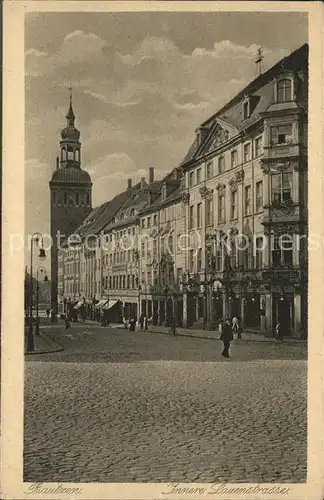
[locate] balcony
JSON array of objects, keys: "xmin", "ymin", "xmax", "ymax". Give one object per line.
[
  {"xmin": 262, "ymin": 142, "xmax": 300, "ymax": 162},
  {"xmin": 262, "ymin": 200, "xmax": 301, "ymax": 226},
  {"xmin": 262, "ymin": 264, "xmax": 300, "ymax": 282}
]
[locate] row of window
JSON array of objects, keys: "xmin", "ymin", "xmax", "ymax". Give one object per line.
[
  {"xmin": 188, "ymin": 181, "xmax": 263, "ymax": 229},
  {"xmin": 62, "ymin": 241, "xmax": 295, "ymax": 296},
  {"xmin": 188, "ymin": 172, "xmax": 292, "ymax": 229},
  {"xmin": 141, "ymin": 213, "xmax": 158, "ymax": 229},
  {"xmin": 61, "ymin": 148, "xmax": 81, "ymax": 162},
  {"xmin": 189, "ymin": 121, "xmax": 294, "ymax": 188},
  {"xmin": 141, "ymin": 205, "xmax": 179, "ymax": 229},
  {"xmin": 189, "ymin": 137, "xmax": 263, "ymax": 187},
  {"xmin": 187, "ymin": 236, "xmax": 293, "ymax": 273},
  {"xmin": 104, "ymin": 274, "xmax": 137, "ymax": 290},
  {"xmin": 53, "ymin": 192, "xmax": 91, "ymax": 207},
  {"xmin": 140, "ymin": 263, "xmax": 176, "ymax": 288}
]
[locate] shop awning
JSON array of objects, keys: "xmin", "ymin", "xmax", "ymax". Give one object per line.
[
  {"xmin": 94, "ymin": 299, "xmax": 108, "ymax": 309},
  {"xmin": 73, "ymin": 301, "xmax": 84, "ymax": 310},
  {"xmin": 102, "ymin": 299, "xmax": 118, "ymax": 310}
]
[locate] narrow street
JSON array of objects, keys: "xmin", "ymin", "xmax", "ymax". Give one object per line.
[{"xmin": 24, "ymin": 325, "xmax": 307, "ymax": 483}]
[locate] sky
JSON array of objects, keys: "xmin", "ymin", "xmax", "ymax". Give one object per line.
[{"xmin": 25, "ymin": 11, "xmax": 308, "ymax": 266}]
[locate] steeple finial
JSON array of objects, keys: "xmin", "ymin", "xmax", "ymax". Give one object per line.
[
  {"xmin": 255, "ymin": 47, "xmax": 263, "ymax": 76},
  {"xmin": 66, "ymin": 84, "xmax": 75, "ymax": 124}
]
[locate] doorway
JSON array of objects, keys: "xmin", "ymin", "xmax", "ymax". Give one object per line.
[
  {"xmin": 272, "ymin": 295, "xmax": 293, "ymax": 336},
  {"xmin": 245, "ymin": 293, "xmax": 260, "ymax": 328}
]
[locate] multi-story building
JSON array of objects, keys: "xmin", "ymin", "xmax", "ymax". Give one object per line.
[
  {"xmin": 99, "ymin": 168, "xmax": 162, "ymax": 321},
  {"xmin": 179, "ymin": 43, "xmax": 308, "ymax": 336},
  {"xmin": 138, "ymin": 169, "xmax": 185, "ymax": 326},
  {"xmin": 55, "ymin": 43, "xmax": 308, "ymax": 337}
]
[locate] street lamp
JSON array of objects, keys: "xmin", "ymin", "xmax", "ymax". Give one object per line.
[
  {"xmin": 27, "ymin": 233, "xmax": 46, "ymax": 352},
  {"xmin": 35, "ymin": 266, "xmax": 48, "ymax": 336}
]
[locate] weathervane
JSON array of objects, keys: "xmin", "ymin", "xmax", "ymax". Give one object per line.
[{"xmin": 255, "ymin": 47, "xmax": 263, "ymax": 76}]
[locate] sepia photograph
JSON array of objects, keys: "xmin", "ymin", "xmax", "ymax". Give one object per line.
[{"xmin": 2, "ymin": 2, "xmax": 324, "ymax": 499}]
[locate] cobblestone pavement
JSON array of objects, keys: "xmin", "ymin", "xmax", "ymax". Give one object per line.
[{"xmin": 24, "ymin": 326, "xmax": 307, "ymax": 483}]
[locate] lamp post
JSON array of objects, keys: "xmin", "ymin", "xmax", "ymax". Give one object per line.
[
  {"xmin": 35, "ymin": 266, "xmax": 48, "ymax": 336},
  {"xmin": 27, "ymin": 233, "xmax": 46, "ymax": 352}
]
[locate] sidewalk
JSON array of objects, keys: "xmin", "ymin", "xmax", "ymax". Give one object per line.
[
  {"xmin": 39, "ymin": 319, "xmax": 306, "ymax": 344},
  {"xmin": 145, "ymin": 324, "xmax": 306, "ymax": 343},
  {"xmin": 25, "ymin": 330, "xmax": 64, "ymax": 355}
]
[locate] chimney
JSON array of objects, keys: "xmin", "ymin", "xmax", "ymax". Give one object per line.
[
  {"xmin": 127, "ymin": 178, "xmax": 132, "ymax": 190},
  {"xmin": 141, "ymin": 176, "xmax": 146, "ymax": 188},
  {"xmin": 149, "ymin": 167, "xmax": 154, "ymax": 184}
]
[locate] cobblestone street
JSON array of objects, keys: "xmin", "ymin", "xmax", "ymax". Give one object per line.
[{"xmin": 24, "ymin": 326, "xmax": 307, "ymax": 483}]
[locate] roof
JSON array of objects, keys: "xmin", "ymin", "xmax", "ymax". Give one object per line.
[
  {"xmin": 102, "ymin": 180, "xmax": 163, "ymax": 232},
  {"xmin": 179, "ymin": 43, "xmax": 308, "ymax": 167},
  {"xmin": 140, "ymin": 180, "xmax": 181, "ymax": 216},
  {"xmin": 50, "ymin": 166, "xmax": 92, "ymax": 185}
]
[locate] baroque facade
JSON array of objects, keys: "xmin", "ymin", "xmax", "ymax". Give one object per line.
[{"xmin": 54, "ymin": 44, "xmax": 308, "ymax": 337}]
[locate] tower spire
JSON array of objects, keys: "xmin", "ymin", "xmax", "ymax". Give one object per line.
[
  {"xmin": 255, "ymin": 47, "xmax": 263, "ymax": 76},
  {"xmin": 66, "ymin": 84, "xmax": 75, "ymax": 125}
]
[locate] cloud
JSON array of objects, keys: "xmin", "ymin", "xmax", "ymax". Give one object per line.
[
  {"xmin": 25, "ymin": 31, "xmax": 294, "ymax": 233},
  {"xmin": 58, "ymin": 30, "xmax": 107, "ymax": 64},
  {"xmin": 25, "ymin": 159, "xmax": 51, "ymax": 238},
  {"xmin": 191, "ymin": 40, "xmax": 289, "ymax": 62},
  {"xmin": 117, "ymin": 36, "xmax": 181, "ymax": 66},
  {"xmin": 25, "ymin": 30, "xmax": 108, "ymax": 77}
]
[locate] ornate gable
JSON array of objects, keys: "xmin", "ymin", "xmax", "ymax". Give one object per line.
[{"xmin": 206, "ymin": 123, "xmax": 229, "ymax": 152}]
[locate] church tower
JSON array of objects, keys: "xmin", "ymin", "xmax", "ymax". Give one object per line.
[{"xmin": 49, "ymin": 90, "xmax": 92, "ymax": 312}]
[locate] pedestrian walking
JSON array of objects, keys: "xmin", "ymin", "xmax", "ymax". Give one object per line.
[
  {"xmin": 218, "ymin": 320, "xmax": 223, "ymax": 339},
  {"xmin": 275, "ymin": 322, "xmax": 283, "ymax": 341},
  {"xmin": 169, "ymin": 316, "xmax": 176, "ymax": 336},
  {"xmin": 139, "ymin": 314, "xmax": 144, "ymax": 329},
  {"xmin": 220, "ymin": 318, "xmax": 233, "ymax": 358},
  {"xmin": 232, "ymin": 316, "xmax": 239, "ymax": 339},
  {"xmin": 65, "ymin": 315, "xmax": 71, "ymax": 329},
  {"xmin": 232, "ymin": 316, "xmax": 241, "ymax": 339}
]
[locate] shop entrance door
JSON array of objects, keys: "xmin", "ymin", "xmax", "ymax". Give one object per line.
[{"xmin": 272, "ymin": 296, "xmax": 292, "ymax": 336}]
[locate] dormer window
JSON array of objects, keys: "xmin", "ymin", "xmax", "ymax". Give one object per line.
[
  {"xmin": 130, "ymin": 208, "xmax": 135, "ymax": 217},
  {"xmin": 162, "ymin": 184, "xmax": 167, "ymax": 200},
  {"xmin": 120, "ymin": 213, "xmax": 125, "ymax": 220},
  {"xmin": 277, "ymin": 78, "xmax": 292, "ymax": 103},
  {"xmin": 111, "ymin": 217, "xmax": 115, "ymax": 224},
  {"xmin": 189, "ymin": 171, "xmax": 195, "ymax": 188},
  {"xmin": 243, "ymin": 100, "xmax": 249, "ymax": 119}
]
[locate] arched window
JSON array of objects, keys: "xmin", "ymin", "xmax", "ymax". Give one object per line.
[
  {"xmin": 53, "ymin": 192, "xmax": 56, "ymax": 205},
  {"xmin": 277, "ymin": 79, "xmax": 292, "ymax": 103},
  {"xmin": 87, "ymin": 193, "xmax": 90, "ymax": 206},
  {"xmin": 120, "ymin": 213, "xmax": 124, "ymax": 220},
  {"xmin": 111, "ymin": 217, "xmax": 115, "ymax": 224},
  {"xmin": 130, "ymin": 208, "xmax": 135, "ymax": 217},
  {"xmin": 76, "ymin": 193, "xmax": 79, "ymax": 206}
]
